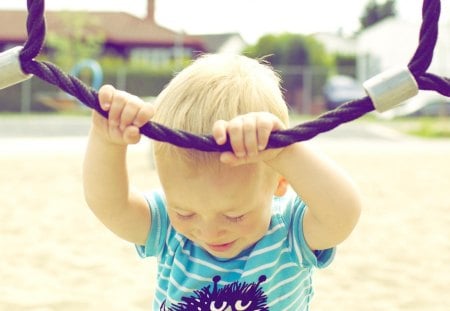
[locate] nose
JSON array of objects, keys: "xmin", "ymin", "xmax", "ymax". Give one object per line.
[{"xmin": 196, "ymin": 218, "xmax": 226, "ymax": 240}]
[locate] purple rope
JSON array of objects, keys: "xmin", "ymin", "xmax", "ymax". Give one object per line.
[
  {"xmin": 18, "ymin": 0, "xmax": 449, "ymax": 151},
  {"xmin": 407, "ymin": 0, "xmax": 450, "ymax": 97}
]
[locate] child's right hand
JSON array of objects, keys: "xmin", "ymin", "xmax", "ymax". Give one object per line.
[
  {"xmin": 212, "ymin": 112, "xmax": 286, "ymax": 166},
  {"xmin": 93, "ymin": 85, "xmax": 155, "ymax": 145}
]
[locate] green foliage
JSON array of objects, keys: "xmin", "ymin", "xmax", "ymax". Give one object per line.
[
  {"xmin": 377, "ymin": 117, "xmax": 450, "ymax": 138},
  {"xmin": 407, "ymin": 118, "xmax": 450, "ymax": 138},
  {"xmin": 359, "ymin": 0, "xmax": 397, "ymax": 30},
  {"xmin": 98, "ymin": 54, "xmax": 191, "ymax": 75},
  {"xmin": 46, "ymin": 11, "xmax": 105, "ymax": 71},
  {"xmin": 243, "ymin": 33, "xmax": 333, "ymax": 100},
  {"xmin": 244, "ymin": 33, "xmax": 332, "ymax": 68}
]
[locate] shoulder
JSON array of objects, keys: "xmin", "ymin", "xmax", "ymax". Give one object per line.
[
  {"xmin": 271, "ymin": 191, "xmax": 336, "ymax": 268},
  {"xmin": 136, "ymin": 189, "xmax": 171, "ymax": 258},
  {"xmin": 272, "ymin": 190, "xmax": 307, "ymax": 226}
]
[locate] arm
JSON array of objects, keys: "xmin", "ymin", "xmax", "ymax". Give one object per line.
[
  {"xmin": 213, "ymin": 112, "xmax": 362, "ymax": 250},
  {"xmin": 83, "ymin": 85, "xmax": 154, "ymax": 245},
  {"xmin": 266, "ymin": 143, "xmax": 362, "ymax": 250}
]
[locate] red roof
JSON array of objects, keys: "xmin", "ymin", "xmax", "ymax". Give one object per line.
[{"xmin": 0, "ymin": 10, "xmax": 204, "ymax": 50}]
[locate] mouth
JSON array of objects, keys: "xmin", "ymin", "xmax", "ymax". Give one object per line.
[{"xmin": 206, "ymin": 240, "xmax": 236, "ymax": 253}]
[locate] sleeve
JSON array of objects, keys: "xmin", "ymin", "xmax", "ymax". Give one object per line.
[
  {"xmin": 135, "ymin": 190, "xmax": 168, "ymax": 258},
  {"xmin": 280, "ymin": 192, "xmax": 336, "ymax": 269}
]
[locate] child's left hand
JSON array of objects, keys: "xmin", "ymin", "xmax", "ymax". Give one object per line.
[{"xmin": 212, "ymin": 112, "xmax": 286, "ymax": 165}]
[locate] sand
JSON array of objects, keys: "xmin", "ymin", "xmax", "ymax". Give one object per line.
[{"xmin": 1, "ymin": 134, "xmax": 449, "ymax": 310}]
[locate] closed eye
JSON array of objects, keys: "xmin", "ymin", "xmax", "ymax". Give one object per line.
[
  {"xmin": 225, "ymin": 214, "xmax": 245, "ymax": 223},
  {"xmin": 175, "ymin": 212, "xmax": 195, "ymax": 220}
]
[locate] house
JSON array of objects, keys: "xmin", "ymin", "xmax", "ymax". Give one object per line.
[
  {"xmin": 356, "ymin": 17, "xmax": 450, "ymax": 82},
  {"xmin": 197, "ymin": 33, "xmax": 247, "ymax": 54},
  {"xmin": 0, "ymin": 0, "xmax": 205, "ymax": 64}
]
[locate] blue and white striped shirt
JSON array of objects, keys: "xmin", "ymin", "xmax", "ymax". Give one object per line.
[{"xmin": 136, "ymin": 190, "xmax": 335, "ymax": 311}]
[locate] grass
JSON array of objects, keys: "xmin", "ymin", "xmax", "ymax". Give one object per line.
[
  {"xmin": 0, "ymin": 109, "xmax": 91, "ymax": 119},
  {"xmin": 377, "ymin": 116, "xmax": 450, "ymax": 138},
  {"xmin": 289, "ymin": 113, "xmax": 450, "ymax": 139}
]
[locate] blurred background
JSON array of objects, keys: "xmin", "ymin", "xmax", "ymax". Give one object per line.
[
  {"xmin": 0, "ymin": 0, "xmax": 449, "ymax": 310},
  {"xmin": 0, "ymin": 0, "xmax": 449, "ymax": 118}
]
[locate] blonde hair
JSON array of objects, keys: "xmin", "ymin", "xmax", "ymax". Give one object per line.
[{"xmin": 152, "ymin": 53, "xmax": 289, "ymax": 166}]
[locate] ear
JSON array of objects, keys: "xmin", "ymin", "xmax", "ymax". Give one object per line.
[{"xmin": 274, "ymin": 176, "xmax": 288, "ymax": 197}]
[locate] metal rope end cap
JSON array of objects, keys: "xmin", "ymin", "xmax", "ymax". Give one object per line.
[
  {"xmin": 363, "ymin": 67, "xmax": 419, "ymax": 113},
  {"xmin": 0, "ymin": 46, "xmax": 33, "ymax": 90}
]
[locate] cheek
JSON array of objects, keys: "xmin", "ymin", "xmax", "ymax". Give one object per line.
[
  {"xmin": 236, "ymin": 224, "xmax": 257, "ymax": 237},
  {"xmin": 239, "ymin": 209, "xmax": 271, "ymax": 236},
  {"xmin": 168, "ymin": 215, "xmax": 193, "ymax": 236}
]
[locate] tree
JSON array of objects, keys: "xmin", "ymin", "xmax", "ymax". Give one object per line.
[
  {"xmin": 244, "ymin": 33, "xmax": 331, "ymax": 68},
  {"xmin": 359, "ymin": 0, "xmax": 397, "ymax": 30},
  {"xmin": 243, "ymin": 33, "xmax": 332, "ymax": 89},
  {"xmin": 46, "ymin": 11, "xmax": 105, "ymax": 71},
  {"xmin": 243, "ymin": 33, "xmax": 333, "ymax": 111}
]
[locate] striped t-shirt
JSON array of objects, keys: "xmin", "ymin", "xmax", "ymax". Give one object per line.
[{"xmin": 136, "ymin": 190, "xmax": 335, "ymax": 311}]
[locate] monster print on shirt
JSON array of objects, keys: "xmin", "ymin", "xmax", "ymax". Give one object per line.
[{"xmin": 161, "ymin": 275, "xmax": 268, "ymax": 311}]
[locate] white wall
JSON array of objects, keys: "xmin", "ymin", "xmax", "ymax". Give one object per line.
[
  {"xmin": 356, "ymin": 17, "xmax": 450, "ymax": 82},
  {"xmin": 356, "ymin": 18, "xmax": 420, "ymax": 82}
]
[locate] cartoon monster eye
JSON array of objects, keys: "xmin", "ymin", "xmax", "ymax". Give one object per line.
[
  {"xmin": 235, "ymin": 300, "xmax": 252, "ymax": 310},
  {"xmin": 210, "ymin": 301, "xmax": 228, "ymax": 311}
]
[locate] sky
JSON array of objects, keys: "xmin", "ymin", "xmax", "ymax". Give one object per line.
[{"xmin": 1, "ymin": 0, "xmax": 448, "ymax": 43}]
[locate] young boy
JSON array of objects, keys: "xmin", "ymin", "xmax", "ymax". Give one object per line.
[{"xmin": 83, "ymin": 54, "xmax": 361, "ymax": 310}]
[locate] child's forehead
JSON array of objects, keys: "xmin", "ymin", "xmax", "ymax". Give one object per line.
[
  {"xmin": 156, "ymin": 154, "xmax": 216, "ymax": 178},
  {"xmin": 158, "ymin": 154, "xmax": 259, "ymax": 179}
]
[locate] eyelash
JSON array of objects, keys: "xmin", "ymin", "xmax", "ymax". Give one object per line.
[
  {"xmin": 175, "ymin": 213, "xmax": 245, "ymax": 223},
  {"xmin": 225, "ymin": 215, "xmax": 245, "ymax": 223},
  {"xmin": 175, "ymin": 213, "xmax": 195, "ymax": 220}
]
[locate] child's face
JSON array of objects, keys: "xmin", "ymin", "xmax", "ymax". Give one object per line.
[{"xmin": 157, "ymin": 156, "xmax": 279, "ymax": 259}]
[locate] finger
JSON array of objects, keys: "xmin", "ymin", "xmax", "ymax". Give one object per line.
[
  {"xmin": 108, "ymin": 122, "xmax": 123, "ymax": 141},
  {"xmin": 98, "ymin": 84, "xmax": 115, "ymax": 111},
  {"xmin": 227, "ymin": 118, "xmax": 246, "ymax": 157},
  {"xmin": 108, "ymin": 90, "xmax": 126, "ymax": 127},
  {"xmin": 219, "ymin": 152, "xmax": 239, "ymax": 165},
  {"xmin": 123, "ymin": 126, "xmax": 141, "ymax": 144},
  {"xmin": 219, "ymin": 152, "xmax": 250, "ymax": 167},
  {"xmin": 256, "ymin": 115, "xmax": 274, "ymax": 151},
  {"xmin": 133, "ymin": 102, "xmax": 155, "ymax": 128},
  {"xmin": 212, "ymin": 120, "xmax": 228, "ymax": 145},
  {"xmin": 92, "ymin": 110, "xmax": 107, "ymax": 128},
  {"xmin": 119, "ymin": 96, "xmax": 141, "ymax": 131},
  {"xmin": 242, "ymin": 115, "xmax": 258, "ymax": 156}
]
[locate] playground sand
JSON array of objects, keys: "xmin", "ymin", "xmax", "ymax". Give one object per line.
[{"xmin": 1, "ymin": 137, "xmax": 449, "ymax": 310}]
